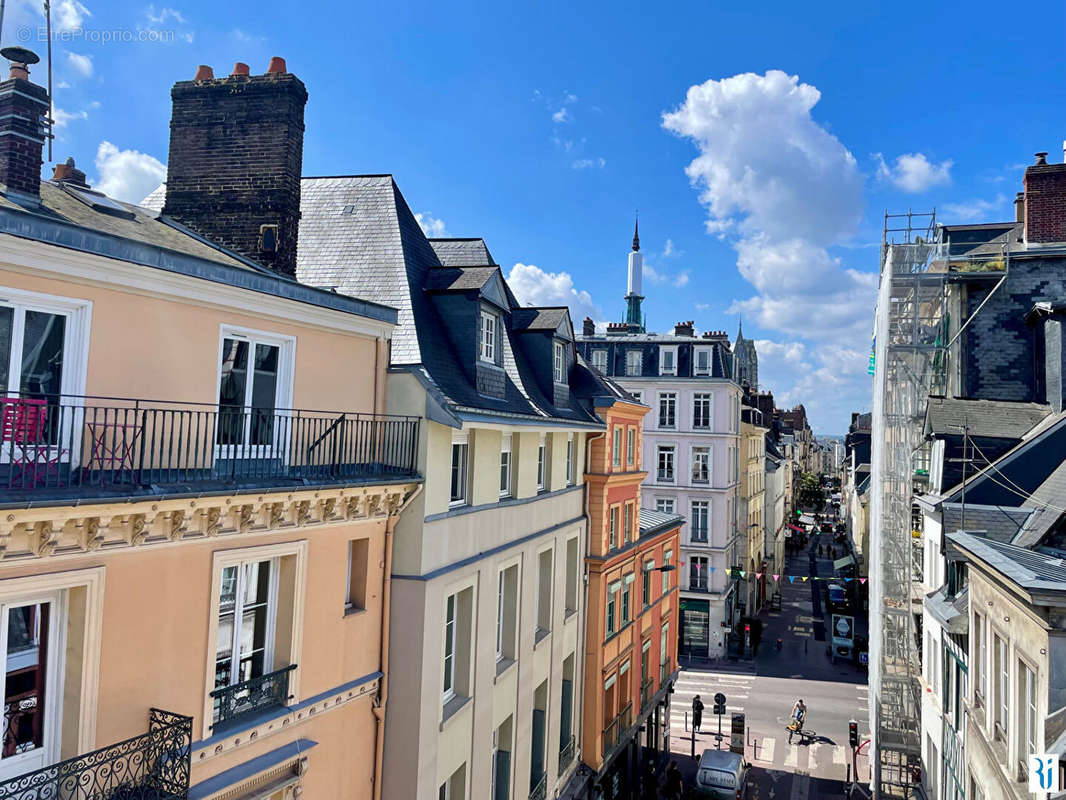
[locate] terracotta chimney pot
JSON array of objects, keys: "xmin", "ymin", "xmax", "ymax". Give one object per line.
[
  {"xmin": 194, "ymin": 64, "xmax": 214, "ymax": 81},
  {"xmin": 231, "ymin": 62, "xmax": 250, "ymax": 76},
  {"xmin": 267, "ymin": 56, "xmax": 287, "ymax": 74}
]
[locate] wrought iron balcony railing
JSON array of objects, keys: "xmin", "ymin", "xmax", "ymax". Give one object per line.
[
  {"xmin": 601, "ymin": 702, "xmax": 633, "ymax": 759},
  {"xmin": 0, "ymin": 708, "xmax": 192, "ymax": 800},
  {"xmin": 641, "ymin": 678, "xmax": 654, "ymax": 712},
  {"xmin": 211, "ymin": 664, "xmax": 296, "ymax": 731},
  {"xmin": 661, "ymin": 661, "xmax": 671, "ymax": 686},
  {"xmin": 528, "ymin": 771, "xmax": 547, "ymax": 800},
  {"xmin": 0, "ymin": 393, "xmax": 419, "ymax": 498},
  {"xmin": 557, "ymin": 735, "xmax": 575, "ymax": 776}
]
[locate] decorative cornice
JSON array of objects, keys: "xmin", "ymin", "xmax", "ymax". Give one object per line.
[{"xmin": 0, "ymin": 483, "xmax": 418, "ymax": 563}]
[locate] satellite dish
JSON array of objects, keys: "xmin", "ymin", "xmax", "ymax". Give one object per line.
[{"xmin": 1, "ymin": 47, "xmax": 40, "ymax": 65}]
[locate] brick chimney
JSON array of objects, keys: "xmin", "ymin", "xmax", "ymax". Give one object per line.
[
  {"xmin": 673, "ymin": 320, "xmax": 694, "ymax": 337},
  {"xmin": 1023, "ymin": 151, "xmax": 1066, "ymax": 244},
  {"xmin": 582, "ymin": 317, "xmax": 595, "ymax": 337},
  {"xmin": 0, "ymin": 48, "xmax": 49, "ymax": 204},
  {"xmin": 163, "ymin": 58, "xmax": 308, "ymax": 277},
  {"xmin": 51, "ymin": 156, "xmax": 88, "ymax": 187}
]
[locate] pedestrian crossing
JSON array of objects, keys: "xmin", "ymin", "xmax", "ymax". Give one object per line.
[{"xmin": 666, "ymin": 668, "xmax": 866, "ymax": 782}]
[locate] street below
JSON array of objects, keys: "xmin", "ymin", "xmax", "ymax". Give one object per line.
[{"xmin": 665, "ymin": 530, "xmax": 870, "ymax": 799}]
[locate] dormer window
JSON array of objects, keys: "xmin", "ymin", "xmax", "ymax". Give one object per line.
[
  {"xmin": 625, "ymin": 350, "xmax": 642, "ymax": 377},
  {"xmin": 694, "ymin": 347, "xmax": 711, "ymax": 376},
  {"xmin": 480, "ymin": 311, "xmax": 497, "ymax": 362},
  {"xmin": 659, "ymin": 346, "xmax": 678, "ymax": 376},
  {"xmin": 553, "ymin": 341, "xmax": 565, "ymax": 383},
  {"xmin": 591, "ymin": 350, "xmax": 607, "ymax": 372}
]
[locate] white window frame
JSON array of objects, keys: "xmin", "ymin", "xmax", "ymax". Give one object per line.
[
  {"xmin": 606, "ymin": 581, "xmax": 620, "ymax": 634},
  {"xmin": 609, "ymin": 505, "xmax": 619, "ymax": 550},
  {"xmin": 496, "ymin": 572, "xmax": 505, "ymax": 662},
  {"xmin": 566, "ymin": 432, "xmax": 574, "ymax": 485},
  {"xmin": 658, "ymin": 392, "xmax": 677, "ymax": 429},
  {"xmin": 692, "ymin": 392, "xmax": 713, "ymax": 429},
  {"xmin": 214, "ymin": 556, "xmax": 281, "ymax": 704},
  {"xmin": 655, "ymin": 497, "xmax": 675, "ymax": 514},
  {"xmin": 215, "ymin": 324, "xmax": 296, "ymax": 461},
  {"xmin": 626, "ymin": 427, "xmax": 635, "ymax": 466},
  {"xmin": 690, "ymin": 556, "xmax": 709, "ymax": 590},
  {"xmin": 202, "ymin": 540, "xmax": 307, "ymax": 738},
  {"xmin": 612, "ymin": 426, "xmax": 622, "ymax": 468},
  {"xmin": 625, "ymin": 350, "xmax": 642, "ymax": 377},
  {"xmin": 537, "ymin": 433, "xmax": 546, "ymax": 491},
  {"xmin": 622, "ymin": 573, "xmax": 635, "ymax": 623},
  {"xmin": 591, "ymin": 350, "xmax": 607, "ymax": 372},
  {"xmin": 500, "ymin": 433, "xmax": 512, "ymax": 497},
  {"xmin": 480, "ymin": 310, "xmax": 497, "ymax": 362},
  {"xmin": 694, "ymin": 346, "xmax": 711, "ymax": 376},
  {"xmin": 692, "ymin": 446, "xmax": 710, "ymax": 484},
  {"xmin": 443, "ymin": 592, "xmax": 457, "ymax": 703},
  {"xmin": 553, "ymin": 340, "xmax": 565, "ymax": 383},
  {"xmin": 691, "ymin": 500, "xmax": 709, "ymax": 542},
  {"xmin": 657, "ymin": 444, "xmax": 676, "ymax": 483},
  {"xmin": 659, "ymin": 346, "xmax": 678, "ymax": 376},
  {"xmin": 451, "ymin": 431, "xmax": 470, "ymax": 506},
  {"xmin": 630, "ymin": 390, "xmax": 643, "ymax": 405},
  {"xmin": 0, "ymin": 286, "xmax": 92, "ymax": 466},
  {"xmin": 663, "ymin": 549, "xmax": 673, "ymax": 593}
]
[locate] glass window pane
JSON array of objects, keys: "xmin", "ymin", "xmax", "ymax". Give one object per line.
[
  {"xmin": 3, "ymin": 603, "xmax": 49, "ymax": 759},
  {"xmin": 20, "ymin": 311, "xmax": 65, "ymax": 398},
  {"xmin": 249, "ymin": 344, "xmax": 279, "ymax": 446},
  {"xmin": 217, "ymin": 339, "xmax": 249, "ymax": 445},
  {"xmin": 0, "ymin": 307, "xmax": 12, "ymax": 395}
]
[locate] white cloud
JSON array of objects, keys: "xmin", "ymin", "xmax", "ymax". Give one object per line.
[
  {"xmin": 506, "ymin": 262, "xmax": 601, "ymax": 323},
  {"xmin": 53, "ymin": 107, "xmax": 88, "ymax": 128},
  {"xmin": 664, "ymin": 70, "xmax": 877, "ymax": 432},
  {"xmin": 67, "ymin": 52, "xmax": 93, "ymax": 78},
  {"xmin": 55, "ymin": 80, "xmax": 72, "ymax": 90},
  {"xmin": 571, "ymin": 157, "xmax": 606, "ymax": 170},
  {"xmin": 145, "ymin": 5, "xmax": 186, "ymax": 24},
  {"xmin": 93, "ymin": 141, "xmax": 167, "ymax": 204},
  {"xmin": 874, "ymin": 152, "xmax": 952, "ymax": 193},
  {"xmin": 942, "ymin": 194, "xmax": 1009, "ymax": 223},
  {"xmin": 552, "ymin": 108, "xmax": 570, "ymax": 124},
  {"xmin": 663, "ymin": 238, "xmax": 676, "ymax": 257},
  {"xmin": 695, "ymin": 302, "xmax": 710, "ymax": 311},
  {"xmin": 54, "ymin": 0, "xmax": 90, "ymax": 32},
  {"xmin": 415, "ymin": 212, "xmax": 446, "ymax": 238}
]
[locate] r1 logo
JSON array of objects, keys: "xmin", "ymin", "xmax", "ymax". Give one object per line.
[{"xmin": 1029, "ymin": 754, "xmax": 1059, "ymax": 792}]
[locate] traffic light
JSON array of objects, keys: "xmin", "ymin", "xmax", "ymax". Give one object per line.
[{"xmin": 849, "ymin": 720, "xmax": 859, "ymax": 748}]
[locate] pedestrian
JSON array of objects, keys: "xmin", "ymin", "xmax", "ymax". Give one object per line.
[
  {"xmin": 818, "ymin": 544, "xmax": 823, "ymax": 557},
  {"xmin": 664, "ymin": 760, "xmax": 683, "ymax": 800},
  {"xmin": 692, "ymin": 694, "xmax": 704, "ymax": 732}
]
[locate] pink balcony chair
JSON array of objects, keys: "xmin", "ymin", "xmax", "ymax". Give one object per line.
[{"xmin": 0, "ymin": 397, "xmax": 68, "ymax": 486}]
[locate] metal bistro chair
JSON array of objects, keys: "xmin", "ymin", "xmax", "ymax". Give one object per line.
[{"xmin": 1, "ymin": 397, "xmax": 68, "ymax": 487}]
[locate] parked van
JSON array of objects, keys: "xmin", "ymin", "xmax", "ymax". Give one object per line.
[{"xmin": 694, "ymin": 749, "xmax": 748, "ymax": 799}]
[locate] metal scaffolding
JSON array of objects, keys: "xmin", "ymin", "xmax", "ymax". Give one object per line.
[{"xmin": 869, "ymin": 211, "xmax": 946, "ymax": 799}]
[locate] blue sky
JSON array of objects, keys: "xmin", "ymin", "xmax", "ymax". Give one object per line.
[{"xmin": 12, "ymin": 0, "xmax": 1066, "ymax": 433}]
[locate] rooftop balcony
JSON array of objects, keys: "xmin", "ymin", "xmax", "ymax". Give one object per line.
[
  {"xmin": 0, "ymin": 394, "xmax": 420, "ymax": 504},
  {"xmin": 0, "ymin": 708, "xmax": 192, "ymax": 800}
]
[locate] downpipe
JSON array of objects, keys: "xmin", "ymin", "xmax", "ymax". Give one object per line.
[{"xmin": 372, "ymin": 482, "xmax": 423, "ymax": 800}]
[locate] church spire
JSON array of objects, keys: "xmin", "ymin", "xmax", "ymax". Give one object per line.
[
  {"xmin": 625, "ymin": 215, "xmax": 645, "ymax": 332},
  {"xmin": 632, "ymin": 214, "xmax": 640, "ymax": 252},
  {"xmin": 737, "ymin": 316, "xmax": 743, "ymax": 341}
]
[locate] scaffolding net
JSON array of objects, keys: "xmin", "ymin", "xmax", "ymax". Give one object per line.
[{"xmin": 869, "ymin": 212, "xmax": 945, "ymax": 799}]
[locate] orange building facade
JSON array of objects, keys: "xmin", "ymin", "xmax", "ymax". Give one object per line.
[{"xmin": 575, "ymin": 394, "xmax": 682, "ymax": 799}]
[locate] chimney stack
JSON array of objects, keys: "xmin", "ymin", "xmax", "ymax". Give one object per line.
[
  {"xmin": 673, "ymin": 321, "xmax": 694, "ymax": 337},
  {"xmin": 1023, "ymin": 150, "xmax": 1066, "ymax": 244},
  {"xmin": 163, "ymin": 57, "xmax": 308, "ymax": 277},
  {"xmin": 51, "ymin": 156, "xmax": 88, "ymax": 187},
  {"xmin": 1015, "ymin": 191, "xmax": 1025, "ymax": 223},
  {"xmin": 582, "ymin": 317, "xmax": 595, "ymax": 337},
  {"xmin": 0, "ymin": 47, "xmax": 48, "ymax": 204}
]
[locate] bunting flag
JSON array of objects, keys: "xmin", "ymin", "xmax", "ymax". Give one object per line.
[
  {"xmin": 709, "ymin": 566, "xmax": 716, "ymax": 573},
  {"xmin": 844, "ymin": 577, "xmax": 852, "ymax": 583},
  {"xmin": 755, "ymin": 572, "xmax": 763, "ymax": 579},
  {"xmin": 859, "ymin": 578, "xmax": 867, "ymax": 584},
  {"xmin": 789, "ymin": 576, "xmax": 795, "ymax": 583},
  {"xmin": 801, "ymin": 576, "xmax": 808, "ymax": 582},
  {"xmin": 772, "ymin": 574, "xmax": 779, "ymax": 581},
  {"xmin": 739, "ymin": 571, "xmax": 746, "ymax": 578}
]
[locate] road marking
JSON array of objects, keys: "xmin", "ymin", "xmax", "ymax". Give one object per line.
[
  {"xmin": 784, "ymin": 744, "xmax": 799, "ymax": 769},
  {"xmin": 754, "ymin": 737, "xmax": 776, "ymax": 763},
  {"xmin": 808, "ymin": 743, "xmax": 823, "ymax": 771}
]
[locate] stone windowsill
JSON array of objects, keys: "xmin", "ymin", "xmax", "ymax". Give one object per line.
[
  {"xmin": 495, "ymin": 657, "xmax": 517, "ymax": 683},
  {"xmin": 440, "ymin": 694, "xmax": 471, "ymax": 730},
  {"xmin": 534, "ymin": 627, "xmax": 551, "ymax": 648}
]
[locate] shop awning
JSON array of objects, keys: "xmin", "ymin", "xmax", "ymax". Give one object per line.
[
  {"xmin": 787, "ymin": 524, "xmax": 805, "ymax": 533},
  {"xmin": 799, "ymin": 514, "xmax": 816, "ymax": 525}
]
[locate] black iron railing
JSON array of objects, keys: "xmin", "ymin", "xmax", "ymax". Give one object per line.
[
  {"xmin": 210, "ymin": 664, "xmax": 296, "ymax": 730},
  {"xmin": 0, "ymin": 708, "xmax": 191, "ymax": 800},
  {"xmin": 660, "ymin": 661, "xmax": 671, "ymax": 685},
  {"xmin": 557, "ymin": 735, "xmax": 575, "ymax": 776},
  {"xmin": 0, "ymin": 393, "xmax": 419, "ymax": 496},
  {"xmin": 601, "ymin": 702, "xmax": 632, "ymax": 759},
  {"xmin": 641, "ymin": 678, "xmax": 654, "ymax": 712}
]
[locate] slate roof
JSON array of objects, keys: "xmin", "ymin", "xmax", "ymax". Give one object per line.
[
  {"xmin": 513, "ymin": 307, "xmax": 571, "ymax": 333},
  {"xmin": 948, "ymin": 531, "xmax": 1066, "ymax": 594},
  {"xmin": 941, "ymin": 503, "xmax": 1032, "ymax": 544},
  {"xmin": 925, "ymin": 396, "xmax": 1050, "ymax": 439},
  {"xmin": 295, "ymin": 174, "xmax": 601, "ymax": 427},
  {"xmin": 428, "ymin": 238, "xmax": 496, "ymax": 266}
]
